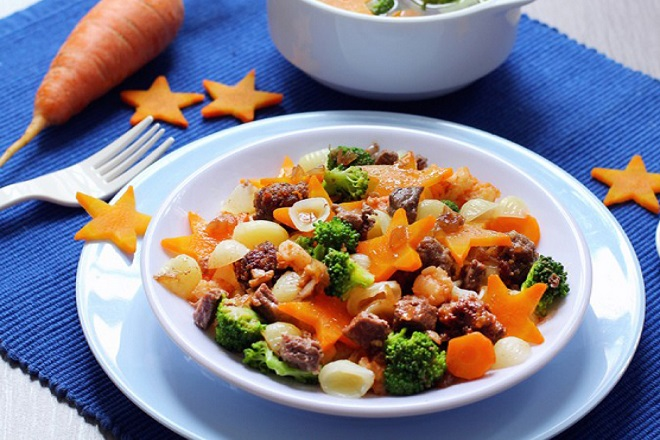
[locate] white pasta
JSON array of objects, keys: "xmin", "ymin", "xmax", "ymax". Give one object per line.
[
  {"xmin": 346, "ymin": 281, "xmax": 402, "ymax": 318},
  {"xmin": 289, "ymin": 197, "xmax": 331, "ymax": 232},
  {"xmin": 222, "ymin": 182, "xmax": 257, "ymax": 215},
  {"xmin": 297, "ymin": 148, "xmax": 329, "ymax": 172},
  {"xmin": 319, "ymin": 360, "xmax": 375, "ymax": 398},
  {"xmin": 492, "ymin": 336, "xmax": 531, "ymax": 369},
  {"xmin": 153, "ymin": 254, "xmax": 202, "ymax": 300},
  {"xmin": 459, "ymin": 198, "xmax": 498, "ymax": 222},
  {"xmin": 494, "ymin": 195, "xmax": 529, "ymax": 218},
  {"xmin": 416, "ymin": 199, "xmax": 451, "ymax": 221},
  {"xmin": 207, "ymin": 239, "xmax": 249, "ymax": 269},
  {"xmin": 232, "ymin": 220, "xmax": 289, "ymax": 249},
  {"xmin": 271, "ymin": 270, "xmax": 302, "ymax": 302},
  {"xmin": 263, "ymin": 322, "xmax": 302, "ymax": 354},
  {"xmin": 367, "ymin": 209, "xmax": 391, "ymax": 239}
]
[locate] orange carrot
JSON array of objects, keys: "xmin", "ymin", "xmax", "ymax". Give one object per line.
[
  {"xmin": 484, "ymin": 215, "xmax": 541, "ymax": 246},
  {"xmin": 446, "ymin": 332, "xmax": 496, "ymax": 380},
  {"xmin": 1, "ymin": 0, "xmax": 184, "ymax": 166}
]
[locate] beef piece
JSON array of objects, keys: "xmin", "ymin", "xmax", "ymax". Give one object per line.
[
  {"xmin": 193, "ymin": 293, "xmax": 221, "ymax": 330},
  {"xmin": 435, "ymin": 211, "xmax": 465, "ymax": 234},
  {"xmin": 388, "ymin": 186, "xmax": 424, "ymax": 224},
  {"xmin": 389, "ymin": 270, "xmax": 418, "ymax": 293},
  {"xmin": 393, "ymin": 295, "xmax": 438, "ymax": 332},
  {"xmin": 234, "ymin": 241, "xmax": 278, "ymax": 289},
  {"xmin": 417, "ymin": 236, "xmax": 456, "ymax": 276},
  {"xmin": 496, "ymin": 231, "xmax": 537, "ymax": 289},
  {"xmin": 253, "ymin": 182, "xmax": 309, "ymax": 221},
  {"xmin": 460, "ymin": 259, "xmax": 487, "ymax": 292},
  {"xmin": 333, "ymin": 204, "xmax": 375, "ymax": 240},
  {"xmin": 436, "ymin": 297, "xmax": 505, "ymax": 343},
  {"xmin": 251, "ymin": 283, "xmax": 279, "ymax": 323},
  {"xmin": 343, "ymin": 311, "xmax": 391, "ymax": 349},
  {"xmin": 373, "ymin": 150, "xmax": 399, "ymax": 165},
  {"xmin": 416, "ymin": 155, "xmax": 428, "ymax": 170},
  {"xmin": 278, "ymin": 334, "xmax": 322, "ymax": 372}
]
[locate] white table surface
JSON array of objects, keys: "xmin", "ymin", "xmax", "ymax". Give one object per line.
[{"xmin": 1, "ymin": 0, "xmax": 659, "ymax": 439}]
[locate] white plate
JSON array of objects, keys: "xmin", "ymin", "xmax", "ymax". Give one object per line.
[
  {"xmin": 140, "ymin": 123, "xmax": 592, "ymax": 417},
  {"xmin": 76, "ymin": 111, "xmax": 645, "ymax": 439}
]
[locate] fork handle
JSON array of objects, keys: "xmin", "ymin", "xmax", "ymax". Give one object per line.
[{"xmin": 0, "ymin": 181, "xmax": 38, "ymax": 210}]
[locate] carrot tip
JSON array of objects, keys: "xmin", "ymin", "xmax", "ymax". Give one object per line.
[{"xmin": 0, "ymin": 114, "xmax": 48, "ymax": 167}]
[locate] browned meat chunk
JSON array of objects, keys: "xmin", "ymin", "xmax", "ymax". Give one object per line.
[
  {"xmin": 373, "ymin": 149, "xmax": 399, "ymax": 165},
  {"xmin": 333, "ymin": 204, "xmax": 375, "ymax": 240},
  {"xmin": 253, "ymin": 182, "xmax": 309, "ymax": 221},
  {"xmin": 393, "ymin": 295, "xmax": 438, "ymax": 332},
  {"xmin": 435, "ymin": 211, "xmax": 465, "ymax": 234},
  {"xmin": 234, "ymin": 241, "xmax": 278, "ymax": 289},
  {"xmin": 251, "ymin": 283, "xmax": 279, "ymax": 323},
  {"xmin": 388, "ymin": 186, "xmax": 424, "ymax": 224},
  {"xmin": 343, "ymin": 311, "xmax": 391, "ymax": 349},
  {"xmin": 416, "ymin": 155, "xmax": 428, "ymax": 170},
  {"xmin": 460, "ymin": 259, "xmax": 487, "ymax": 292},
  {"xmin": 436, "ymin": 297, "xmax": 505, "ymax": 343},
  {"xmin": 497, "ymin": 231, "xmax": 537, "ymax": 289},
  {"xmin": 193, "ymin": 293, "xmax": 222, "ymax": 330},
  {"xmin": 417, "ymin": 236, "xmax": 456, "ymax": 276},
  {"xmin": 278, "ymin": 334, "xmax": 322, "ymax": 372}
]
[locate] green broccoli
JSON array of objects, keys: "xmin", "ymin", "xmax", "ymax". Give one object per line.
[
  {"xmin": 243, "ymin": 341, "xmax": 318, "ymax": 384},
  {"xmin": 323, "ymin": 166, "xmax": 370, "ymax": 202},
  {"xmin": 327, "ymin": 146, "xmax": 375, "ymax": 170},
  {"xmin": 384, "ymin": 329, "xmax": 447, "ymax": 396},
  {"xmin": 522, "ymin": 254, "xmax": 570, "ymax": 317},
  {"xmin": 297, "ymin": 217, "xmax": 361, "ymax": 261},
  {"xmin": 441, "ymin": 199, "xmax": 460, "ymax": 212},
  {"xmin": 215, "ymin": 298, "xmax": 265, "ymax": 352},
  {"xmin": 323, "ymin": 248, "xmax": 375, "ymax": 298},
  {"xmin": 420, "ymin": 0, "xmax": 460, "ymax": 9}
]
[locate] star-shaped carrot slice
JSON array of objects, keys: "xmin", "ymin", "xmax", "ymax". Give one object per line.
[
  {"xmin": 74, "ymin": 186, "xmax": 151, "ymax": 255},
  {"xmin": 161, "ymin": 211, "xmax": 219, "ymax": 265},
  {"xmin": 120, "ymin": 76, "xmax": 205, "ymax": 128},
  {"xmin": 356, "ymin": 208, "xmax": 436, "ymax": 282},
  {"xmin": 435, "ymin": 223, "xmax": 513, "ymax": 267},
  {"xmin": 482, "ymin": 274, "xmax": 546, "ymax": 344},
  {"xmin": 361, "ymin": 164, "xmax": 452, "ymax": 197},
  {"xmin": 591, "ymin": 155, "xmax": 660, "ymax": 213},
  {"xmin": 201, "ymin": 70, "xmax": 283, "ymax": 123}
]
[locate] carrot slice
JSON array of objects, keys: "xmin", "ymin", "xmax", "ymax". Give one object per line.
[
  {"xmin": 74, "ymin": 186, "xmax": 150, "ymax": 255},
  {"xmin": 484, "ymin": 215, "xmax": 541, "ymax": 246},
  {"xmin": 201, "ymin": 70, "xmax": 283, "ymax": 123},
  {"xmin": 591, "ymin": 154, "xmax": 660, "ymax": 213},
  {"xmin": 360, "ymin": 164, "xmax": 452, "ymax": 197},
  {"xmin": 120, "ymin": 75, "xmax": 204, "ymax": 128},
  {"xmin": 481, "ymin": 275, "xmax": 546, "ymax": 344},
  {"xmin": 161, "ymin": 211, "xmax": 219, "ymax": 264},
  {"xmin": 278, "ymin": 294, "xmax": 355, "ymax": 353},
  {"xmin": 435, "ymin": 223, "xmax": 512, "ymax": 267},
  {"xmin": 272, "ymin": 207, "xmax": 296, "ymax": 229},
  {"xmin": 446, "ymin": 332, "xmax": 496, "ymax": 380}
]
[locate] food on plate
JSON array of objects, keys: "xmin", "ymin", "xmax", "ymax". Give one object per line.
[
  {"xmin": 201, "ymin": 70, "xmax": 284, "ymax": 123},
  {"xmin": 1, "ymin": 0, "xmax": 184, "ymax": 167},
  {"xmin": 121, "ymin": 76, "xmax": 204, "ymax": 128},
  {"xmin": 155, "ymin": 144, "xmax": 572, "ymax": 397},
  {"xmin": 591, "ymin": 154, "xmax": 660, "ymax": 214},
  {"xmin": 320, "ymin": 0, "xmax": 487, "ymax": 16},
  {"xmin": 74, "ymin": 186, "xmax": 151, "ymax": 255}
]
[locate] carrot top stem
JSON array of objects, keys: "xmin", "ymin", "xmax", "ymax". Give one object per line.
[{"xmin": 0, "ymin": 114, "xmax": 48, "ymax": 167}]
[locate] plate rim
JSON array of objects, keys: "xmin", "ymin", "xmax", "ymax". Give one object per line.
[{"xmin": 76, "ymin": 110, "xmax": 645, "ymax": 439}]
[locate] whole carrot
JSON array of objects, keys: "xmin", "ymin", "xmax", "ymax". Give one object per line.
[{"xmin": 0, "ymin": 0, "xmax": 184, "ymax": 167}]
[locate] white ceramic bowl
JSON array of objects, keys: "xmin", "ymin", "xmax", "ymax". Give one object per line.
[
  {"xmin": 267, "ymin": 0, "xmax": 534, "ymax": 100},
  {"xmin": 141, "ymin": 123, "xmax": 591, "ymax": 418}
]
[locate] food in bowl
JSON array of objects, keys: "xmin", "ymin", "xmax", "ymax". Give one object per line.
[
  {"xmin": 321, "ymin": 0, "xmax": 487, "ymax": 16},
  {"xmin": 152, "ymin": 144, "xmax": 570, "ymax": 399}
]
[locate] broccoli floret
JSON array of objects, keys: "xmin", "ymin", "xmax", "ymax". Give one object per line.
[
  {"xmin": 366, "ymin": 0, "xmax": 395, "ymax": 15},
  {"xmin": 323, "ymin": 249, "xmax": 375, "ymax": 298},
  {"xmin": 384, "ymin": 329, "xmax": 447, "ymax": 396},
  {"xmin": 323, "ymin": 166, "xmax": 370, "ymax": 202},
  {"xmin": 297, "ymin": 217, "xmax": 361, "ymax": 261},
  {"xmin": 215, "ymin": 298, "xmax": 265, "ymax": 352},
  {"xmin": 522, "ymin": 254, "xmax": 570, "ymax": 317},
  {"xmin": 243, "ymin": 341, "xmax": 318, "ymax": 384},
  {"xmin": 441, "ymin": 199, "xmax": 460, "ymax": 212},
  {"xmin": 327, "ymin": 146, "xmax": 375, "ymax": 170}
]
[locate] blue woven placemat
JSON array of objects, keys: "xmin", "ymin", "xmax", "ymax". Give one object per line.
[{"xmin": 1, "ymin": 0, "xmax": 658, "ymax": 438}]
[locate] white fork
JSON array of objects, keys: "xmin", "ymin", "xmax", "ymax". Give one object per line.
[{"xmin": 0, "ymin": 116, "xmax": 173, "ymax": 210}]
